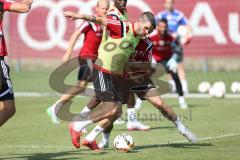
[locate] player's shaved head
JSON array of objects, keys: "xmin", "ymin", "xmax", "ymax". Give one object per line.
[
  {"xmin": 97, "ymin": 0, "xmax": 110, "ymax": 7},
  {"xmin": 96, "ymin": 0, "xmax": 110, "ymax": 17},
  {"xmin": 164, "ymin": 0, "xmax": 175, "ymax": 11},
  {"xmin": 134, "ymin": 11, "xmax": 156, "ymax": 38},
  {"xmin": 140, "ymin": 11, "xmax": 156, "ymax": 31}
]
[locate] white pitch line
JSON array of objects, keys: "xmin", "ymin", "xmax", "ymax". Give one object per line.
[
  {"xmin": 158, "ymin": 132, "xmax": 240, "ymax": 145},
  {"xmin": 14, "ymin": 92, "xmax": 240, "ymax": 99},
  {"xmin": 0, "ymin": 133, "xmax": 240, "ymax": 149}
]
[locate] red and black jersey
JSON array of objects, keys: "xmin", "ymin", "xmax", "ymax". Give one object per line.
[
  {"xmin": 78, "ymin": 21, "xmax": 103, "ymax": 60},
  {"xmin": 150, "ymin": 31, "xmax": 174, "ymax": 62},
  {"xmin": 0, "ymin": 0, "xmax": 12, "ymax": 56},
  {"xmin": 130, "ymin": 38, "xmax": 153, "ymax": 62}
]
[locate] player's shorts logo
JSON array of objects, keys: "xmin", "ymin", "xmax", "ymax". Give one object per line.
[{"xmin": 17, "ymin": 0, "xmax": 152, "ymax": 51}]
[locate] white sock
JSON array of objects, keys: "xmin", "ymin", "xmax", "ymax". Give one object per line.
[
  {"xmin": 73, "ymin": 120, "xmax": 92, "ymax": 132},
  {"xmin": 179, "ymin": 96, "xmax": 186, "ymax": 104},
  {"xmin": 181, "ymin": 80, "xmax": 189, "ymax": 94},
  {"xmin": 169, "ymin": 80, "xmax": 176, "ymax": 92},
  {"xmin": 102, "ymin": 132, "xmax": 110, "ymax": 144},
  {"xmin": 51, "ymin": 100, "xmax": 61, "ymax": 108},
  {"xmin": 50, "ymin": 101, "xmax": 63, "ymax": 115},
  {"xmin": 174, "ymin": 117, "xmax": 186, "ymax": 131},
  {"xmin": 81, "ymin": 106, "xmax": 91, "ymax": 113},
  {"xmin": 134, "ymin": 98, "xmax": 143, "ymax": 110},
  {"xmin": 85, "ymin": 125, "xmax": 104, "ymax": 142},
  {"xmin": 127, "ymin": 108, "xmax": 137, "ymax": 122}
]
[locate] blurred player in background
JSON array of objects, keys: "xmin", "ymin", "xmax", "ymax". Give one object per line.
[
  {"xmin": 46, "ymin": 0, "xmax": 110, "ymax": 125},
  {"xmin": 150, "ymin": 18, "xmax": 188, "ymax": 109},
  {"xmin": 155, "ymin": 0, "xmax": 192, "ymax": 94},
  {"xmin": 0, "ymin": 0, "xmax": 33, "ymax": 127}
]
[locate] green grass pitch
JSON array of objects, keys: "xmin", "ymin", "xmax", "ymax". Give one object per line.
[{"xmin": 0, "ymin": 70, "xmax": 240, "ymax": 160}]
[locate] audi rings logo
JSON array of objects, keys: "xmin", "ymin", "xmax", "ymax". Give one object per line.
[{"xmin": 18, "ymin": 0, "xmax": 152, "ymax": 51}]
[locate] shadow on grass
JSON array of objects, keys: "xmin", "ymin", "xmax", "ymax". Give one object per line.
[
  {"xmin": 170, "ymin": 104, "xmax": 203, "ymax": 108},
  {"xmin": 115, "ymin": 126, "xmax": 175, "ymax": 132},
  {"xmin": 188, "ymin": 104, "xmax": 206, "ymax": 108},
  {"xmin": 1, "ymin": 149, "xmax": 108, "ymax": 160},
  {"xmin": 135, "ymin": 142, "xmax": 213, "ymax": 150}
]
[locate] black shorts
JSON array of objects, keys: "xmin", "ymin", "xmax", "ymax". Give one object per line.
[
  {"xmin": 77, "ymin": 58, "xmax": 94, "ymax": 82},
  {"xmin": 171, "ymin": 42, "xmax": 183, "ymax": 63},
  {"xmin": 119, "ymin": 74, "xmax": 157, "ymax": 103},
  {"xmin": 92, "ymin": 68, "xmax": 122, "ymax": 102},
  {"xmin": 0, "ymin": 57, "xmax": 14, "ymax": 101}
]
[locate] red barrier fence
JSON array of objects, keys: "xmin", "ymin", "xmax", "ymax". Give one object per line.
[{"xmin": 8, "ymin": 0, "xmax": 240, "ymax": 59}]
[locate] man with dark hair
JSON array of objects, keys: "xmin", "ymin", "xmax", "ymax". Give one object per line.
[
  {"xmin": 150, "ymin": 18, "xmax": 188, "ymax": 109},
  {"xmin": 155, "ymin": 0, "xmax": 192, "ymax": 96}
]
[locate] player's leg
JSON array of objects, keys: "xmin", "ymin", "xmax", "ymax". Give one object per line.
[
  {"xmin": 47, "ymin": 80, "xmax": 88, "ymax": 124},
  {"xmin": 134, "ymin": 97, "xmax": 143, "ymax": 111},
  {"xmin": 70, "ymin": 95, "xmax": 101, "ymax": 135},
  {"xmin": 0, "ymin": 59, "xmax": 15, "ymax": 127},
  {"xmin": 0, "ymin": 100, "xmax": 15, "ymax": 127},
  {"xmin": 146, "ymin": 92, "xmax": 197, "ymax": 143},
  {"xmin": 69, "ymin": 101, "xmax": 122, "ymax": 149},
  {"xmin": 172, "ymin": 42, "xmax": 189, "ymax": 94},
  {"xmin": 82, "ymin": 107, "xmax": 120, "ymax": 150},
  {"xmin": 98, "ymin": 123, "xmax": 113, "ymax": 149},
  {"xmin": 126, "ymin": 93, "xmax": 150, "ymax": 131},
  {"xmin": 47, "ymin": 59, "xmax": 91, "ymax": 124},
  {"xmin": 69, "ymin": 95, "xmax": 113, "ymax": 149},
  {"xmin": 168, "ymin": 74, "xmax": 177, "ymax": 93},
  {"xmin": 169, "ymin": 70, "xmax": 188, "ymax": 109},
  {"xmin": 69, "ymin": 68, "xmax": 123, "ymax": 148},
  {"xmin": 177, "ymin": 61, "xmax": 189, "ymax": 94}
]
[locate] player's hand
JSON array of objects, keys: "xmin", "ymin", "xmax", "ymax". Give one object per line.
[
  {"xmin": 64, "ymin": 11, "xmax": 82, "ymax": 20},
  {"xmin": 62, "ymin": 53, "xmax": 72, "ymax": 63},
  {"xmin": 179, "ymin": 35, "xmax": 192, "ymax": 45},
  {"xmin": 166, "ymin": 57, "xmax": 178, "ymax": 73}
]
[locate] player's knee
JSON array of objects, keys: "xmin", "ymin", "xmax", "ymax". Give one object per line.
[
  {"xmin": 77, "ymin": 81, "xmax": 87, "ymax": 88},
  {"xmin": 110, "ymin": 106, "xmax": 122, "ymax": 118},
  {"xmin": 4, "ymin": 104, "xmax": 16, "ymax": 118},
  {"xmin": 149, "ymin": 97, "xmax": 164, "ymax": 109},
  {"xmin": 10, "ymin": 107, "xmax": 16, "ymax": 117}
]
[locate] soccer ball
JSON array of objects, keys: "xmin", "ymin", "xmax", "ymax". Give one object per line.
[
  {"xmin": 231, "ymin": 82, "xmax": 240, "ymax": 93},
  {"xmin": 113, "ymin": 133, "xmax": 134, "ymax": 152},
  {"xmin": 215, "ymin": 81, "xmax": 226, "ymax": 93},
  {"xmin": 209, "ymin": 82, "xmax": 226, "ymax": 98},
  {"xmin": 198, "ymin": 81, "xmax": 211, "ymax": 93}
]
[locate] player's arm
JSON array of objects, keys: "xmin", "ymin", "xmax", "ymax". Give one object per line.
[
  {"xmin": 9, "ymin": 0, "xmax": 33, "ymax": 13},
  {"xmin": 64, "ymin": 11, "xmax": 107, "ymax": 26},
  {"xmin": 182, "ymin": 24, "xmax": 192, "ymax": 45},
  {"xmin": 62, "ymin": 29, "xmax": 82, "ymax": 63},
  {"xmin": 62, "ymin": 21, "xmax": 91, "ymax": 63},
  {"xmin": 178, "ymin": 14, "xmax": 192, "ymax": 45}
]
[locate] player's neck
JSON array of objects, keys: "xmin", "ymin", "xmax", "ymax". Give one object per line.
[
  {"xmin": 133, "ymin": 22, "xmax": 139, "ymax": 37},
  {"xmin": 167, "ymin": 8, "xmax": 174, "ymax": 12}
]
